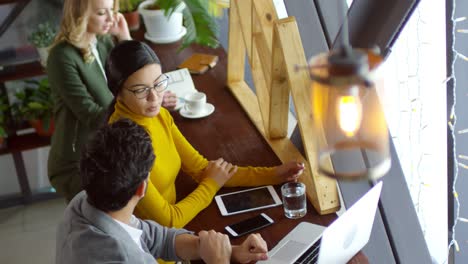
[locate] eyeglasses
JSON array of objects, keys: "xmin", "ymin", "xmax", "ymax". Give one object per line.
[{"xmin": 125, "ymin": 74, "xmax": 169, "ymax": 99}]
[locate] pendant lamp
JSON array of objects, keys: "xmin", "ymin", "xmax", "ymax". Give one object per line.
[{"xmin": 309, "ymin": 2, "xmax": 391, "ymax": 180}]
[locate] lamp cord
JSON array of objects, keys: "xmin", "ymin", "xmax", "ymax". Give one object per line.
[{"xmin": 339, "ymin": 0, "xmax": 352, "ymax": 54}]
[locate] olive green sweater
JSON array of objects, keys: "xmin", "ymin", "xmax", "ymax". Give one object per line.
[{"xmin": 47, "ymin": 36, "xmax": 114, "ymax": 201}]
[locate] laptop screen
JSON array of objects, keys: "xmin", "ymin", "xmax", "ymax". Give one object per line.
[{"xmin": 260, "ymin": 181, "xmax": 383, "ymax": 264}]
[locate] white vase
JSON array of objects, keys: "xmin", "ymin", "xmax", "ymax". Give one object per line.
[
  {"xmin": 138, "ymin": 0, "xmax": 185, "ymax": 40},
  {"xmin": 36, "ymin": 47, "xmax": 48, "ymax": 67}
]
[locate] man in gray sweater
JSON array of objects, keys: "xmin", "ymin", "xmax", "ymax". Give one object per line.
[{"xmin": 55, "ymin": 118, "xmax": 269, "ymax": 264}]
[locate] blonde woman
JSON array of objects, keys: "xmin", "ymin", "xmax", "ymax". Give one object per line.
[{"xmin": 47, "ymin": 0, "xmax": 177, "ymax": 202}]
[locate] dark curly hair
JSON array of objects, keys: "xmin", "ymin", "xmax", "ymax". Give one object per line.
[{"xmin": 80, "ymin": 118, "xmax": 155, "ymax": 212}]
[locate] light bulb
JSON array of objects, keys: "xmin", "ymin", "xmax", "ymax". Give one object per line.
[{"xmin": 338, "ymin": 94, "xmax": 362, "ymax": 137}]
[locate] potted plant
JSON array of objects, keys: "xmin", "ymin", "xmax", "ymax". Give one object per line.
[
  {"xmin": 0, "ymin": 93, "xmax": 9, "ymax": 148},
  {"xmin": 119, "ymin": 0, "xmax": 142, "ymax": 31},
  {"xmin": 139, "ymin": 0, "xmax": 223, "ymax": 49},
  {"xmin": 28, "ymin": 22, "xmax": 57, "ymax": 67},
  {"xmin": 139, "ymin": 0, "xmax": 185, "ymax": 44},
  {"xmin": 13, "ymin": 78, "xmax": 54, "ymax": 137}
]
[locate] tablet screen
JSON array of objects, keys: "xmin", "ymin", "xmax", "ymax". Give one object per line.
[{"xmin": 221, "ymin": 187, "xmax": 276, "ymax": 213}]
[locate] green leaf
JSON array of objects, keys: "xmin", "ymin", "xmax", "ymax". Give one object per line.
[
  {"xmin": 156, "ymin": 0, "xmax": 183, "ymax": 16},
  {"xmin": 0, "ymin": 127, "xmax": 6, "ymax": 138},
  {"xmin": 28, "ymin": 22, "xmax": 57, "ymax": 48},
  {"xmin": 181, "ymin": 0, "xmax": 219, "ymax": 49},
  {"xmin": 28, "ymin": 102, "xmax": 47, "ymax": 110},
  {"xmin": 119, "ymin": 0, "xmax": 143, "ymax": 12},
  {"xmin": 42, "ymin": 116, "xmax": 51, "ymax": 131},
  {"xmin": 15, "ymin": 92, "xmax": 26, "ymax": 100},
  {"xmin": 13, "ymin": 77, "xmax": 53, "ymax": 121}
]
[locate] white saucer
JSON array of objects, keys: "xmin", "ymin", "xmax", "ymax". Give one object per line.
[
  {"xmin": 179, "ymin": 103, "xmax": 215, "ymax": 119},
  {"xmin": 144, "ymin": 27, "xmax": 187, "ymax": 44}
]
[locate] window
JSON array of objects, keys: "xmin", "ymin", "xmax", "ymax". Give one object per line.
[{"xmin": 377, "ymin": 1, "xmax": 447, "ymax": 262}]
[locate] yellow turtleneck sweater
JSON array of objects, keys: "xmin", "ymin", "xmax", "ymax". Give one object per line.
[{"xmin": 109, "ymin": 100, "xmax": 281, "ymax": 228}]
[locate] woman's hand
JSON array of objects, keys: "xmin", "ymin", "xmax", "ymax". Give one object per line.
[
  {"xmin": 161, "ymin": 91, "xmax": 178, "ymax": 110},
  {"xmin": 109, "ymin": 12, "xmax": 131, "ymax": 41},
  {"xmin": 275, "ymin": 161, "xmax": 305, "ymax": 183},
  {"xmin": 204, "ymin": 158, "xmax": 238, "ymax": 187}
]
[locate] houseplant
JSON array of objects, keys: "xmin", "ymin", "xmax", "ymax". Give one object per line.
[
  {"xmin": 0, "ymin": 93, "xmax": 9, "ymax": 147},
  {"xmin": 139, "ymin": 0, "xmax": 185, "ymax": 44},
  {"xmin": 13, "ymin": 78, "xmax": 54, "ymax": 136},
  {"xmin": 139, "ymin": 0, "xmax": 224, "ymax": 49},
  {"xmin": 119, "ymin": 0, "xmax": 142, "ymax": 31},
  {"xmin": 28, "ymin": 22, "xmax": 57, "ymax": 67}
]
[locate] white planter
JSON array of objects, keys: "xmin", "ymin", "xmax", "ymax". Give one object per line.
[
  {"xmin": 139, "ymin": 0, "xmax": 185, "ymax": 40},
  {"xmin": 36, "ymin": 47, "xmax": 49, "ymax": 67}
]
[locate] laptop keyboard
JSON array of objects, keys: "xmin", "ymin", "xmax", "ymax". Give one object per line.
[{"xmin": 294, "ymin": 238, "xmax": 322, "ymax": 264}]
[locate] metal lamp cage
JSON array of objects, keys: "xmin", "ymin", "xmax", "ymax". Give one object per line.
[{"xmin": 309, "ymin": 49, "xmax": 391, "ymax": 180}]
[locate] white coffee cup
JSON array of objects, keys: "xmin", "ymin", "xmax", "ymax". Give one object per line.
[{"xmin": 184, "ymin": 92, "xmax": 206, "ymax": 115}]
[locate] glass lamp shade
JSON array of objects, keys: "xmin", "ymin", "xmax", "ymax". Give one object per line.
[{"xmin": 309, "ymin": 49, "xmax": 391, "ymax": 180}]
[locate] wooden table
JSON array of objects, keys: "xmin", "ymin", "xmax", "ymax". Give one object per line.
[{"xmin": 136, "ymin": 31, "xmax": 368, "ymax": 263}]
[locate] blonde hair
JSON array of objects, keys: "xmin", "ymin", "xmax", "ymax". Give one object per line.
[{"xmin": 52, "ymin": 0, "xmax": 118, "ymax": 64}]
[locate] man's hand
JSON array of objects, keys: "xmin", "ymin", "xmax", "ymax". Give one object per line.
[
  {"xmin": 161, "ymin": 91, "xmax": 178, "ymax": 110},
  {"xmin": 198, "ymin": 230, "xmax": 232, "ymax": 264},
  {"xmin": 232, "ymin": 233, "xmax": 269, "ymax": 263}
]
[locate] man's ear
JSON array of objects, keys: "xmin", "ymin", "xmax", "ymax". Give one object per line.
[{"xmin": 135, "ymin": 180, "xmax": 146, "ymax": 199}]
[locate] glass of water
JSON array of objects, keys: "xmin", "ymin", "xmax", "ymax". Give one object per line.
[{"xmin": 281, "ymin": 182, "xmax": 307, "ymax": 219}]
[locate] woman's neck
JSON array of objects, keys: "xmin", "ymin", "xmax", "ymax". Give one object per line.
[
  {"xmin": 85, "ymin": 33, "xmax": 97, "ymax": 46},
  {"xmin": 114, "ymin": 99, "xmax": 152, "ymax": 123}
]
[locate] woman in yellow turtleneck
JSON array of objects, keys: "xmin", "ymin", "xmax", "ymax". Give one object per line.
[{"xmin": 105, "ymin": 41, "xmax": 305, "ymax": 229}]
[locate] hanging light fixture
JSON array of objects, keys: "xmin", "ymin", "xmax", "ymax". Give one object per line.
[{"xmin": 309, "ymin": 1, "xmax": 391, "ymax": 180}]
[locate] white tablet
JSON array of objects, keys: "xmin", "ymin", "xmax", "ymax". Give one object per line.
[{"xmin": 215, "ymin": 186, "xmax": 282, "ymax": 216}]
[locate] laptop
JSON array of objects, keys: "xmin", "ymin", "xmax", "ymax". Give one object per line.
[{"xmin": 260, "ymin": 181, "xmax": 383, "ymax": 264}]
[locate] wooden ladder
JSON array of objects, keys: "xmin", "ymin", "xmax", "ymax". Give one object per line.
[{"xmin": 226, "ymin": 0, "xmax": 340, "ymax": 215}]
